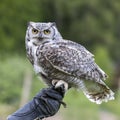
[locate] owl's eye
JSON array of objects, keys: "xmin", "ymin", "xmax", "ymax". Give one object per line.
[
  {"xmin": 32, "ymin": 28, "xmax": 38, "ymax": 34},
  {"xmin": 43, "ymin": 29, "xmax": 51, "ymax": 35}
]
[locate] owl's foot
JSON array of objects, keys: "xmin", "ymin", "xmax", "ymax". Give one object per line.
[{"xmin": 52, "ymin": 80, "xmax": 68, "ymax": 92}]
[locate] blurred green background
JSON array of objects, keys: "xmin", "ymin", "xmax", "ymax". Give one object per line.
[{"xmin": 0, "ymin": 0, "xmax": 120, "ymax": 120}]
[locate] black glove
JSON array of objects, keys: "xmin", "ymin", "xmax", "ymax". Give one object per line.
[{"xmin": 7, "ymin": 86, "xmax": 65, "ymax": 120}]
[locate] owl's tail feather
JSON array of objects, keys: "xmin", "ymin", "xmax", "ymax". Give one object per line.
[{"xmin": 80, "ymin": 80, "xmax": 114, "ymax": 104}]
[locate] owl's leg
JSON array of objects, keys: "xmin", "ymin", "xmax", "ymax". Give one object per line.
[{"xmin": 52, "ymin": 80, "xmax": 68, "ymax": 92}]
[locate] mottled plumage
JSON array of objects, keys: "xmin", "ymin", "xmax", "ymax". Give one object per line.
[{"xmin": 25, "ymin": 22, "xmax": 114, "ymax": 104}]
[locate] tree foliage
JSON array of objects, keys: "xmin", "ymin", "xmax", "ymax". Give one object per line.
[
  {"xmin": 0, "ymin": 0, "xmax": 120, "ymax": 104},
  {"xmin": 0, "ymin": 0, "xmax": 120, "ymax": 61}
]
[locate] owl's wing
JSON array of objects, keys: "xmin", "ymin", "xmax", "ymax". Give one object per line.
[
  {"xmin": 38, "ymin": 40, "xmax": 114, "ymax": 104},
  {"xmin": 38, "ymin": 40, "xmax": 107, "ymax": 82}
]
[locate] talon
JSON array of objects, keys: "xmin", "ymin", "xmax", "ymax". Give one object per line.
[
  {"xmin": 52, "ymin": 80, "xmax": 59, "ymax": 86},
  {"xmin": 52, "ymin": 80, "xmax": 68, "ymax": 92}
]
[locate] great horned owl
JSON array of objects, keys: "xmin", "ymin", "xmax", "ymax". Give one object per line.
[{"xmin": 25, "ymin": 22, "xmax": 114, "ymax": 104}]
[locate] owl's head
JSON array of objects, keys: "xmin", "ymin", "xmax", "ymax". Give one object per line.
[{"xmin": 26, "ymin": 22, "xmax": 62, "ymax": 45}]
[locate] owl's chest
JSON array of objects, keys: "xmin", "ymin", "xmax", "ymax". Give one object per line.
[
  {"xmin": 33, "ymin": 64, "xmax": 45, "ymax": 75},
  {"xmin": 33, "ymin": 49, "xmax": 46, "ymax": 75}
]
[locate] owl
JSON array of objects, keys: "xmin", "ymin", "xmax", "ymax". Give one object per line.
[{"xmin": 25, "ymin": 21, "xmax": 114, "ymax": 104}]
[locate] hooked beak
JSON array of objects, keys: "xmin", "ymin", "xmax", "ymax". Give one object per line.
[
  {"xmin": 38, "ymin": 33, "xmax": 44, "ymax": 40},
  {"xmin": 38, "ymin": 37, "xmax": 44, "ymax": 41}
]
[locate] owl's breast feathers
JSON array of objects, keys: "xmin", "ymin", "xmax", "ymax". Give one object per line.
[{"xmin": 36, "ymin": 40, "xmax": 107, "ymax": 83}]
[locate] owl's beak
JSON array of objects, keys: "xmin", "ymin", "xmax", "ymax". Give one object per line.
[
  {"xmin": 38, "ymin": 33, "xmax": 44, "ymax": 41},
  {"xmin": 38, "ymin": 37, "xmax": 44, "ymax": 41}
]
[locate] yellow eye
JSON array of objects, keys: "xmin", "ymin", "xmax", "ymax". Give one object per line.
[
  {"xmin": 32, "ymin": 28, "xmax": 38, "ymax": 34},
  {"xmin": 44, "ymin": 29, "xmax": 51, "ymax": 35}
]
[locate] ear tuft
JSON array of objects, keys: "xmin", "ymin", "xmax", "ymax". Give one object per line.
[
  {"xmin": 52, "ymin": 22, "xmax": 56, "ymax": 27},
  {"xmin": 27, "ymin": 21, "xmax": 34, "ymax": 27},
  {"xmin": 49, "ymin": 22, "xmax": 56, "ymax": 27}
]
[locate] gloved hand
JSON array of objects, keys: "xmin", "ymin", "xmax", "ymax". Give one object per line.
[{"xmin": 7, "ymin": 85, "xmax": 65, "ymax": 120}]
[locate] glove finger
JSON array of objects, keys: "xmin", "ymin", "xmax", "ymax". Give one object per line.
[{"xmin": 41, "ymin": 88, "xmax": 63, "ymax": 100}]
